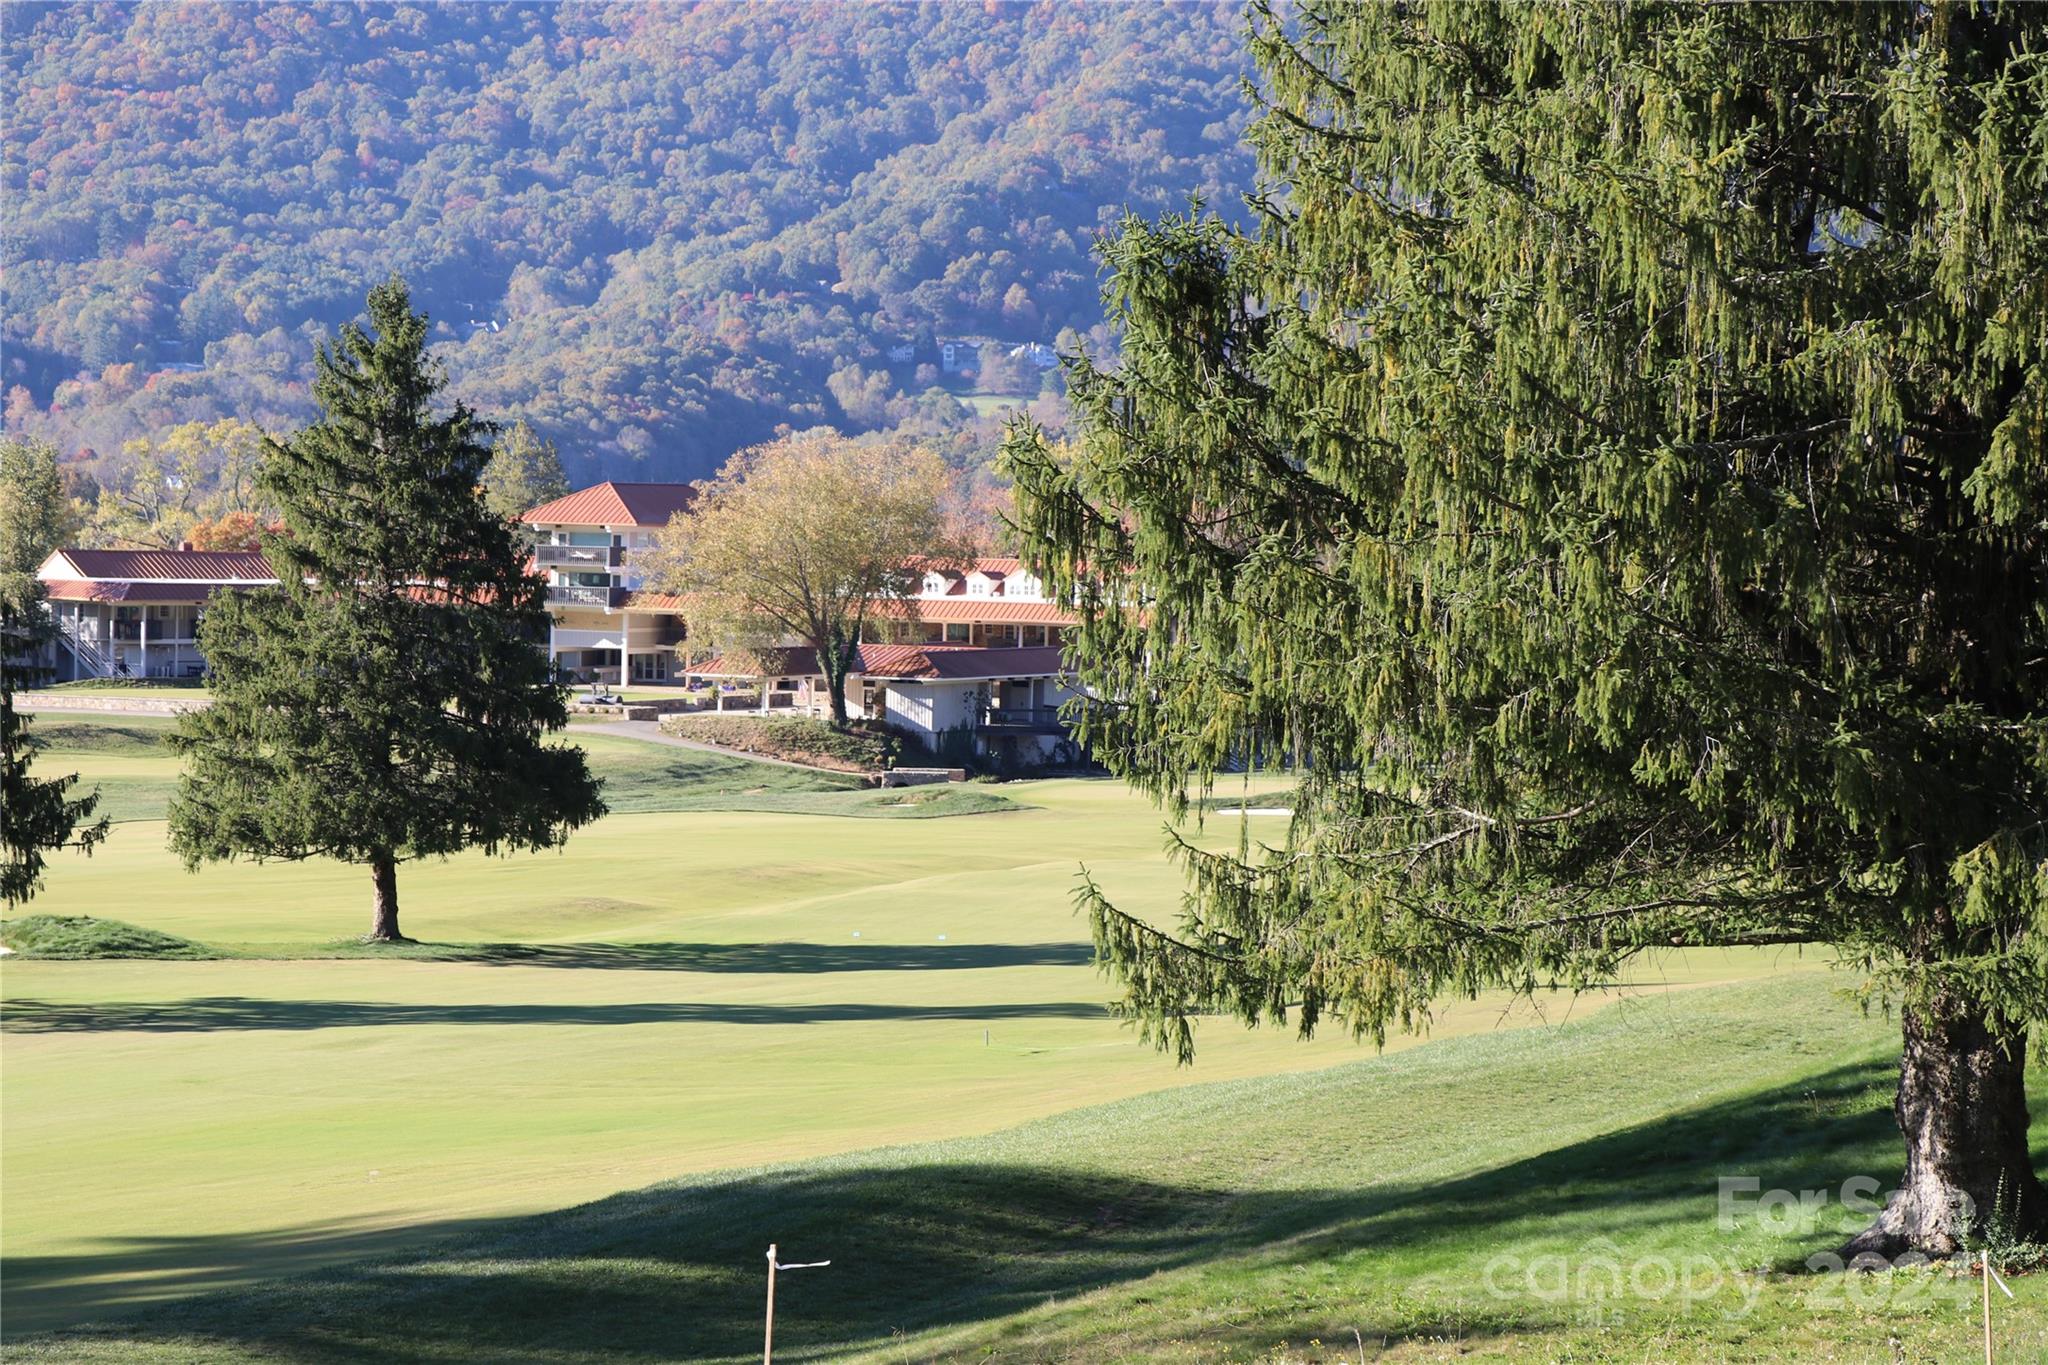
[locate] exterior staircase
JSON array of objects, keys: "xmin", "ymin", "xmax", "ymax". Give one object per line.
[{"xmin": 55, "ymin": 615, "xmax": 116, "ymax": 679}]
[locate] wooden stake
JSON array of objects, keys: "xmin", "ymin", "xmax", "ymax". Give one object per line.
[
  {"xmin": 1983, "ymin": 1250, "xmax": 1993, "ymax": 1365},
  {"xmin": 764, "ymin": 1243, "xmax": 777, "ymax": 1365}
]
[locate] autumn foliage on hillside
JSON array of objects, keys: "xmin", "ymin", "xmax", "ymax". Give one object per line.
[{"xmin": 1, "ymin": 2, "xmax": 1253, "ymax": 483}]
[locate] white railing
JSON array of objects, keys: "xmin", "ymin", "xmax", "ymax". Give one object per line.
[
  {"xmin": 57, "ymin": 616, "xmax": 116, "ymax": 677},
  {"xmin": 547, "ymin": 585, "xmax": 619, "ymax": 608},
  {"xmin": 551, "ymin": 627, "xmax": 624, "ymax": 651}
]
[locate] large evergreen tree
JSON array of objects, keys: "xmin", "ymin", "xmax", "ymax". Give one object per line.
[
  {"xmin": 170, "ymin": 277, "xmax": 605, "ymax": 941},
  {"xmin": 1007, "ymin": 1, "xmax": 2046, "ymax": 1259},
  {"xmin": 2, "ymin": 437, "xmax": 106, "ymax": 905}
]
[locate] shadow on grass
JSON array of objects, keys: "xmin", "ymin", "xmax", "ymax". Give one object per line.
[
  {"xmin": 453, "ymin": 940, "xmax": 1097, "ymax": 974},
  {"xmin": 11, "ymin": 1058, "xmax": 1943, "ymax": 1362},
  {"xmin": 0, "ymin": 997, "xmax": 1110, "ymax": 1033},
  {"xmin": 1, "ymin": 937, "xmax": 1093, "ymax": 972}
]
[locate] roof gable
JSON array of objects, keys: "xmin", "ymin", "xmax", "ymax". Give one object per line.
[
  {"xmin": 523, "ymin": 481, "xmax": 695, "ymax": 529},
  {"xmin": 42, "ymin": 548, "xmax": 277, "ymax": 583}
]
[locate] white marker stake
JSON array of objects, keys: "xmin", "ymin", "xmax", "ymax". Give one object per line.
[
  {"xmin": 763, "ymin": 1244, "xmax": 776, "ymax": 1365},
  {"xmin": 1984, "ymin": 1251, "xmax": 2015, "ymax": 1365},
  {"xmin": 762, "ymin": 1243, "xmax": 832, "ymax": 1365}
]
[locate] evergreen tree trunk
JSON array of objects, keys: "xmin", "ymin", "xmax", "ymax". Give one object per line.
[
  {"xmin": 368, "ymin": 851, "xmax": 404, "ymax": 942},
  {"xmin": 1844, "ymin": 997, "xmax": 2043, "ymax": 1261}
]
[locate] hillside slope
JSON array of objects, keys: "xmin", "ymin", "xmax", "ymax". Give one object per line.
[
  {"xmin": 17, "ymin": 975, "xmax": 2044, "ymax": 1362},
  {"xmin": 1, "ymin": 0, "xmax": 1254, "ymax": 479}
]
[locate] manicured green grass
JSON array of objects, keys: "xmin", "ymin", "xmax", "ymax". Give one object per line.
[
  {"xmin": 577, "ymin": 732, "xmax": 1021, "ymax": 818},
  {"xmin": 23, "ymin": 718, "xmax": 184, "ymax": 753},
  {"xmin": 0, "ymin": 916, "xmax": 216, "ymax": 961},
  {"xmin": 16, "ymin": 715, "xmax": 1021, "ymax": 824},
  {"xmin": 20, "ymin": 716, "xmax": 184, "ymax": 823},
  {"xmin": 11, "ymin": 976, "xmax": 2042, "ymax": 1363},
  {"xmin": 13, "ymin": 714, "xmax": 2033, "ymax": 1360},
  {"xmin": 5, "ymin": 719, "xmax": 1370, "ymax": 1335}
]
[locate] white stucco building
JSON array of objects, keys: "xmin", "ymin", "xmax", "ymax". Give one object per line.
[{"xmin": 521, "ymin": 481, "xmax": 697, "ymax": 684}]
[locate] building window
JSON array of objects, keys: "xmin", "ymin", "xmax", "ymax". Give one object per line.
[{"xmin": 944, "ymin": 622, "xmax": 970, "ymax": 643}]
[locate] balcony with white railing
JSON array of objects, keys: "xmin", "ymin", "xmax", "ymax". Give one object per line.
[
  {"xmin": 551, "ymin": 627, "xmax": 625, "ymax": 651},
  {"xmin": 535, "ymin": 543, "xmax": 624, "ymax": 569},
  {"xmin": 974, "ymin": 704, "xmax": 1068, "ymax": 734},
  {"xmin": 545, "ymin": 584, "xmax": 626, "ymax": 609}
]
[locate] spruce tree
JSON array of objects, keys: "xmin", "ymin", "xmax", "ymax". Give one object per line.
[
  {"xmin": 170, "ymin": 277, "xmax": 605, "ymax": 941},
  {"xmin": 1, "ymin": 653, "xmax": 109, "ymax": 907},
  {"xmin": 2, "ymin": 436, "xmax": 107, "ymax": 905},
  {"xmin": 1007, "ymin": 2, "xmax": 2046, "ymax": 1259}
]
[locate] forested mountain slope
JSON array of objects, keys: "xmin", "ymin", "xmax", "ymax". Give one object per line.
[{"xmin": 1, "ymin": 1, "xmax": 1252, "ymax": 481}]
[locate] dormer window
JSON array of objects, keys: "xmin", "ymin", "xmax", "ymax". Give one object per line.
[
  {"xmin": 1009, "ymin": 573, "xmax": 1042, "ymax": 600},
  {"xmin": 967, "ymin": 575, "xmax": 995, "ymax": 597},
  {"xmin": 922, "ymin": 572, "xmax": 949, "ymax": 597}
]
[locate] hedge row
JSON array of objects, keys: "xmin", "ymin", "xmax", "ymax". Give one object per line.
[{"xmin": 659, "ymin": 714, "xmax": 897, "ymax": 772}]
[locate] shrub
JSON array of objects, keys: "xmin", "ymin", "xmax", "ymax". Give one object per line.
[{"xmin": 660, "ymin": 714, "xmax": 898, "ymax": 771}]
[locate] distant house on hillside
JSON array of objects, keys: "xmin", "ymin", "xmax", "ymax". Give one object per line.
[{"xmin": 939, "ymin": 340, "xmax": 975, "ymax": 374}]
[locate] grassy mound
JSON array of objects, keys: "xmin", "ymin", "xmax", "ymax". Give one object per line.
[
  {"xmin": 659, "ymin": 713, "xmax": 897, "ymax": 771},
  {"xmin": 18, "ymin": 721, "xmax": 1008, "ymax": 825},
  {"xmin": 661, "ymin": 786, "xmax": 1020, "ymax": 819},
  {"xmin": 0, "ymin": 915, "xmax": 217, "ymax": 960},
  {"xmin": 577, "ymin": 737, "xmax": 1015, "ymax": 817},
  {"xmin": 12, "ymin": 977, "xmax": 2041, "ymax": 1362},
  {"xmin": 22, "ymin": 719, "xmax": 177, "ymax": 755}
]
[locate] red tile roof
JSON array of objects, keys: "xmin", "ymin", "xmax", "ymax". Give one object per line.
[
  {"xmin": 522, "ymin": 481, "xmax": 696, "ymax": 529},
  {"xmin": 904, "ymin": 644, "xmax": 1065, "ymax": 680},
  {"xmin": 916, "ymin": 556, "xmax": 1029, "ymax": 592},
  {"xmin": 881, "ymin": 597, "xmax": 1074, "ymax": 625},
  {"xmin": 690, "ymin": 643, "xmax": 1066, "ymax": 682},
  {"xmin": 39, "ymin": 579, "xmax": 245, "ymax": 604},
  {"xmin": 44, "ymin": 548, "xmax": 276, "ymax": 582},
  {"xmin": 620, "ymin": 590, "xmax": 695, "ymax": 612}
]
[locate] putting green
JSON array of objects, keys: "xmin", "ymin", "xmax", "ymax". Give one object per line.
[{"xmin": 2, "ymin": 722, "xmax": 1827, "ymax": 1336}]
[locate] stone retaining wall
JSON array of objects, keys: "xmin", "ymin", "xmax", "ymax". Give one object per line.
[
  {"xmin": 17, "ymin": 693, "xmax": 210, "ymax": 714},
  {"xmin": 879, "ymin": 767, "xmax": 968, "ymax": 788}
]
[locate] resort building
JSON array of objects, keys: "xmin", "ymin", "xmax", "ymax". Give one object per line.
[
  {"xmin": 688, "ymin": 554, "xmax": 1084, "ymax": 764},
  {"xmin": 28, "ymin": 478, "xmax": 1088, "ymax": 766},
  {"xmin": 520, "ymin": 481, "xmax": 696, "ymax": 685},
  {"xmin": 32, "ymin": 547, "xmax": 277, "ymax": 681}
]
